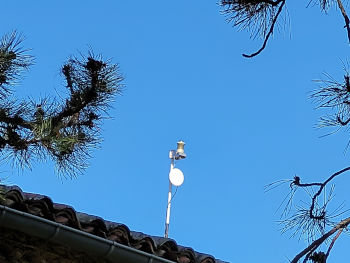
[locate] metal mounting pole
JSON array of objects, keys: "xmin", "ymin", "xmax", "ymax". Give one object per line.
[
  {"xmin": 164, "ymin": 141, "xmax": 186, "ymax": 238},
  {"xmin": 164, "ymin": 155, "xmax": 174, "ymax": 238}
]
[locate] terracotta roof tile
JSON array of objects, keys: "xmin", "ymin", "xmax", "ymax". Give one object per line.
[{"xmin": 0, "ymin": 185, "xmax": 227, "ymax": 263}]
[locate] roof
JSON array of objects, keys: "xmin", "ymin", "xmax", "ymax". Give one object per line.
[{"xmin": 0, "ymin": 185, "xmax": 227, "ymax": 263}]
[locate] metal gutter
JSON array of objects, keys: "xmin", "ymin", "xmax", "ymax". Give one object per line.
[{"xmin": 0, "ymin": 205, "xmax": 176, "ymax": 263}]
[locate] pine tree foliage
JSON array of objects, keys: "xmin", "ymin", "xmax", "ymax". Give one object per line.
[
  {"xmin": 220, "ymin": 0, "xmax": 349, "ymax": 57},
  {"xmin": 220, "ymin": 0, "xmax": 284, "ymax": 38},
  {"xmin": 311, "ymin": 71, "xmax": 350, "ymax": 131},
  {"xmin": 222, "ymin": 0, "xmax": 350, "ymax": 261},
  {"xmin": 0, "ymin": 31, "xmax": 33, "ymax": 96},
  {"xmin": 0, "ymin": 32, "xmax": 123, "ymax": 178}
]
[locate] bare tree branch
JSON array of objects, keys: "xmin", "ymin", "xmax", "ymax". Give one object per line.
[
  {"xmin": 336, "ymin": 0, "xmax": 350, "ymax": 43},
  {"xmin": 293, "ymin": 166, "xmax": 350, "ymax": 219},
  {"xmin": 220, "ymin": 0, "xmax": 350, "ymax": 57},
  {"xmin": 243, "ymin": 0, "xmax": 285, "ymax": 57},
  {"xmin": 222, "ymin": 0, "xmax": 284, "ymax": 7},
  {"xmin": 325, "ymin": 228, "xmax": 343, "ymax": 260},
  {"xmin": 291, "ymin": 217, "xmax": 350, "ymax": 263}
]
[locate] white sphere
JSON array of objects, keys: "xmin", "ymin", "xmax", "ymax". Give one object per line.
[{"xmin": 169, "ymin": 168, "xmax": 184, "ymax": 186}]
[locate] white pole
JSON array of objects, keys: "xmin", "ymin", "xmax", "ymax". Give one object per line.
[{"xmin": 164, "ymin": 157, "xmax": 174, "ymax": 238}]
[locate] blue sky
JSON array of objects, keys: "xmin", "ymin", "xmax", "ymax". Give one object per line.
[{"xmin": 2, "ymin": 1, "xmax": 350, "ymax": 262}]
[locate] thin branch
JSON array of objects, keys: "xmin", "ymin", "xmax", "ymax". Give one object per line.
[
  {"xmin": 325, "ymin": 228, "xmax": 343, "ymax": 260},
  {"xmin": 291, "ymin": 217, "xmax": 350, "ymax": 263},
  {"xmin": 0, "ymin": 112, "xmax": 32, "ymax": 130},
  {"xmin": 222, "ymin": 0, "xmax": 284, "ymax": 6},
  {"xmin": 242, "ymin": 0, "xmax": 285, "ymax": 58},
  {"xmin": 293, "ymin": 166, "xmax": 350, "ymax": 218},
  {"xmin": 310, "ymin": 167, "xmax": 350, "ymax": 217},
  {"xmin": 336, "ymin": 0, "xmax": 350, "ymax": 43},
  {"xmin": 337, "ymin": 115, "xmax": 350, "ymax": 126}
]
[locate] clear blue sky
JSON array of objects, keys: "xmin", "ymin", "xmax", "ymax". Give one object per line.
[{"xmin": 2, "ymin": 1, "xmax": 350, "ymax": 262}]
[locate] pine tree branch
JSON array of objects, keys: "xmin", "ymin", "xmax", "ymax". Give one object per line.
[
  {"xmin": 242, "ymin": 0, "xmax": 285, "ymax": 58},
  {"xmin": 325, "ymin": 228, "xmax": 343, "ymax": 260},
  {"xmin": 222, "ymin": 0, "xmax": 284, "ymax": 6},
  {"xmin": 0, "ymin": 40, "xmax": 124, "ymax": 177},
  {"xmin": 0, "ymin": 31, "xmax": 33, "ymax": 97},
  {"xmin": 0, "ymin": 110, "xmax": 32, "ymax": 130},
  {"xmin": 293, "ymin": 166, "xmax": 350, "ymax": 219},
  {"xmin": 336, "ymin": 0, "xmax": 350, "ymax": 43},
  {"xmin": 291, "ymin": 217, "xmax": 350, "ymax": 263}
]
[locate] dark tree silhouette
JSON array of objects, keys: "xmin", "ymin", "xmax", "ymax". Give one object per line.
[
  {"xmin": 220, "ymin": 0, "xmax": 350, "ymax": 57},
  {"xmin": 277, "ymin": 69, "xmax": 350, "ymax": 262},
  {"xmin": 265, "ymin": 167, "xmax": 350, "ymax": 262},
  {"xmin": 220, "ymin": 0, "xmax": 350, "ymax": 262},
  {"xmin": 0, "ymin": 31, "xmax": 124, "ymax": 178}
]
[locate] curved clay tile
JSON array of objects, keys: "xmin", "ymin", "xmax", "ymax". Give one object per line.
[
  {"xmin": 156, "ymin": 240, "xmax": 179, "ymax": 262},
  {"xmin": 198, "ymin": 257, "xmax": 216, "ymax": 263},
  {"xmin": 3, "ymin": 187, "xmax": 24, "ymax": 207},
  {"xmin": 178, "ymin": 247, "xmax": 196, "ymax": 263},
  {"xmin": 53, "ymin": 206, "xmax": 81, "ymax": 229},
  {"xmin": 107, "ymin": 224, "xmax": 131, "ymax": 245},
  {"xmin": 131, "ymin": 236, "xmax": 156, "ymax": 254},
  {"xmin": 25, "ymin": 198, "xmax": 55, "ymax": 220},
  {"xmin": 81, "ymin": 218, "xmax": 108, "ymax": 238},
  {"xmin": 158, "ymin": 239, "xmax": 178, "ymax": 251}
]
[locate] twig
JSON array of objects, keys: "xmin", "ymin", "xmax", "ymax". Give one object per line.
[
  {"xmin": 222, "ymin": 0, "xmax": 284, "ymax": 6},
  {"xmin": 242, "ymin": 0, "xmax": 285, "ymax": 58},
  {"xmin": 309, "ymin": 167, "xmax": 350, "ymax": 218},
  {"xmin": 336, "ymin": 0, "xmax": 350, "ymax": 43},
  {"xmin": 325, "ymin": 228, "xmax": 343, "ymax": 260},
  {"xmin": 294, "ymin": 166, "xmax": 350, "ymax": 218},
  {"xmin": 291, "ymin": 217, "xmax": 350, "ymax": 263}
]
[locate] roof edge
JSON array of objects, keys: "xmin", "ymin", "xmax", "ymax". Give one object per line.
[{"xmin": 0, "ymin": 205, "xmax": 176, "ymax": 263}]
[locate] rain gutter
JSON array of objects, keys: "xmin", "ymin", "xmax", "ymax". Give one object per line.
[{"xmin": 0, "ymin": 205, "xmax": 175, "ymax": 263}]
